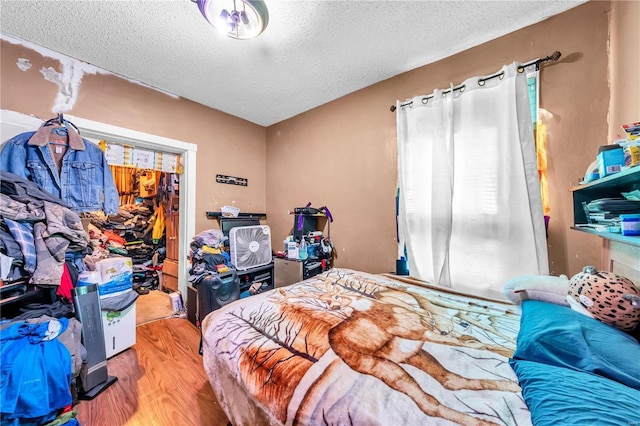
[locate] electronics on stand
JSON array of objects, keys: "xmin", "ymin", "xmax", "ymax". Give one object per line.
[
  {"xmin": 193, "ymin": 264, "xmax": 274, "ymax": 323},
  {"xmin": 236, "ymin": 262, "xmax": 274, "ymax": 295},
  {"xmin": 194, "ymin": 220, "xmax": 275, "ymax": 322},
  {"xmin": 219, "ymin": 217, "xmax": 261, "ymax": 248},
  {"xmin": 197, "ymin": 218, "xmax": 275, "ymax": 306},
  {"xmin": 277, "ymin": 207, "xmax": 335, "ymax": 287},
  {"xmin": 303, "ymin": 260, "xmax": 323, "ymax": 280}
]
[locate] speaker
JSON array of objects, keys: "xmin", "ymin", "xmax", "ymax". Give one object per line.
[
  {"xmin": 196, "ymin": 270, "xmax": 241, "ymax": 355},
  {"xmin": 187, "ymin": 285, "xmax": 198, "ymax": 327},
  {"xmin": 72, "ymin": 284, "xmax": 117, "ymax": 399},
  {"xmin": 196, "ymin": 270, "xmax": 240, "ymax": 322}
]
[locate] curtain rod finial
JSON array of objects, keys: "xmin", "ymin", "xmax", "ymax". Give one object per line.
[{"xmin": 390, "ymin": 105, "xmax": 397, "ymax": 112}]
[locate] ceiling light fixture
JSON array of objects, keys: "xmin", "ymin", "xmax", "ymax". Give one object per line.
[{"xmin": 195, "ymin": 0, "xmax": 269, "ymax": 40}]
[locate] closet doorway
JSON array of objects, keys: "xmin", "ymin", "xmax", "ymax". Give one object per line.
[{"xmin": 0, "ymin": 109, "xmax": 197, "ymax": 298}]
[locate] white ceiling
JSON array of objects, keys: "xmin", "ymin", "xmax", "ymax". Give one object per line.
[{"xmin": 1, "ymin": 0, "xmax": 586, "ymax": 127}]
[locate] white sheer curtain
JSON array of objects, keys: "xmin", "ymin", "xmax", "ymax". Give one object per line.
[{"xmin": 396, "ymin": 63, "xmax": 549, "ymax": 299}]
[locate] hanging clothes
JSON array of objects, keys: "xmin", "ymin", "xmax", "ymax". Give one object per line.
[
  {"xmin": 0, "ymin": 125, "xmax": 119, "ymax": 215},
  {"xmin": 151, "ymin": 201, "xmax": 166, "ymax": 243},
  {"xmin": 536, "ymin": 120, "xmax": 551, "ymax": 232}
]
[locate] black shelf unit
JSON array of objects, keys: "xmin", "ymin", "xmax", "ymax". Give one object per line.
[
  {"xmin": 236, "ymin": 262, "xmax": 275, "ymax": 293},
  {"xmin": 205, "ymin": 211, "xmax": 266, "ymax": 219},
  {"xmin": 290, "ymin": 212, "xmax": 331, "ymax": 242},
  {"xmin": 285, "ymin": 212, "xmax": 333, "ymax": 279}
]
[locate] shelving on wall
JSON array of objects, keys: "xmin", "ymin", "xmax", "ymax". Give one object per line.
[{"xmin": 570, "ymin": 166, "xmax": 640, "ymax": 247}]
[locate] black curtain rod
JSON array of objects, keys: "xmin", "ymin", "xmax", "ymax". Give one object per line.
[{"xmin": 390, "ymin": 51, "xmax": 561, "ymax": 112}]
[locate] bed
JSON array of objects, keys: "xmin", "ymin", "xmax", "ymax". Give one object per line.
[{"xmin": 201, "ymin": 268, "xmax": 640, "ymax": 426}]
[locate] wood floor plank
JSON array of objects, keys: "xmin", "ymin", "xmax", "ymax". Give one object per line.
[
  {"xmin": 135, "ymin": 290, "xmax": 174, "ymax": 325},
  {"xmin": 75, "ymin": 318, "xmax": 229, "ymax": 426}
]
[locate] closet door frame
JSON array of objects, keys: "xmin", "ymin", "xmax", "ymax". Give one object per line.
[{"xmin": 0, "ymin": 109, "xmax": 197, "ymax": 298}]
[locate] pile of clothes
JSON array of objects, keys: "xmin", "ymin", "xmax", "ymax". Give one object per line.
[
  {"xmin": 188, "ymin": 229, "xmax": 229, "ymax": 283},
  {"xmin": 1, "ymin": 313, "xmax": 83, "ymax": 426},
  {"xmin": 82, "ymin": 201, "xmax": 164, "ymax": 294},
  {"xmin": 0, "ymin": 172, "xmax": 87, "ymax": 425},
  {"xmin": 82, "ymin": 202, "xmax": 156, "ymax": 256},
  {"xmin": 0, "ymin": 171, "xmax": 89, "ymax": 294}
]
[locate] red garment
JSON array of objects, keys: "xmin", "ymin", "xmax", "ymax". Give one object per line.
[
  {"xmin": 103, "ymin": 230, "xmax": 127, "ymax": 245},
  {"xmin": 56, "ymin": 263, "xmax": 73, "ymax": 301}
]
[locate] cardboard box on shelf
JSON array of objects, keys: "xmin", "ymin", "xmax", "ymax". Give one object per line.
[
  {"xmin": 95, "ymin": 257, "xmax": 133, "ymax": 296},
  {"xmin": 597, "ymin": 145, "xmax": 625, "ymax": 178}
]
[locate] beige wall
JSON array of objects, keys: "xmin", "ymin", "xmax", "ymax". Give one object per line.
[
  {"xmin": 1, "ymin": 1, "xmax": 635, "ymax": 280},
  {"xmin": 0, "ymin": 39, "xmax": 267, "ymax": 236},
  {"xmin": 266, "ymin": 1, "xmax": 623, "ymax": 277},
  {"xmin": 609, "ymin": 0, "xmax": 640, "ymax": 142}
]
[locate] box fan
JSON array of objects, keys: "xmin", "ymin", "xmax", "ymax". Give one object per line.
[{"xmin": 229, "ymin": 225, "xmax": 272, "ymax": 270}]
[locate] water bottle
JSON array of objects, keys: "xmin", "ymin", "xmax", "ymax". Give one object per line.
[{"xmin": 299, "ymin": 237, "xmax": 308, "ymax": 260}]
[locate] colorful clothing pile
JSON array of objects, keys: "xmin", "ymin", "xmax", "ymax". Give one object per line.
[
  {"xmin": 188, "ymin": 229, "xmax": 229, "ymax": 283},
  {"xmin": 82, "ymin": 201, "xmax": 163, "ymax": 292},
  {"xmin": 0, "ymin": 171, "xmax": 88, "ymax": 285}
]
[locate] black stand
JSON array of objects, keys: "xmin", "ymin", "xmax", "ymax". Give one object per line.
[
  {"xmin": 78, "ymin": 375, "xmax": 118, "ymax": 400},
  {"xmin": 236, "ymin": 262, "xmax": 274, "ymax": 293}
]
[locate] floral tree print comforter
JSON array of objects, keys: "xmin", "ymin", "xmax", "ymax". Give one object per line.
[{"xmin": 202, "ymin": 268, "xmax": 530, "ymax": 426}]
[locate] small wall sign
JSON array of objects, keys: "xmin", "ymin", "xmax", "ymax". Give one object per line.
[{"xmin": 216, "ymin": 174, "xmax": 248, "ymax": 186}]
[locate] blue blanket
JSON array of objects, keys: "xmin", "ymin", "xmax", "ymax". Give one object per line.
[{"xmin": 510, "ymin": 300, "xmax": 640, "ymax": 425}]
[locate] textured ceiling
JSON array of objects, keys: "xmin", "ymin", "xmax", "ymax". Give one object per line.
[{"xmin": 0, "ymin": 0, "xmax": 586, "ymax": 127}]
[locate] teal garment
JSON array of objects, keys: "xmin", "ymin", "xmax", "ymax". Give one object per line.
[
  {"xmin": 511, "ymin": 360, "xmax": 640, "ymax": 426},
  {"xmin": 1, "ymin": 318, "xmax": 72, "ymax": 423},
  {"xmin": 513, "ymin": 300, "xmax": 640, "ymax": 389},
  {"xmin": 510, "ymin": 300, "xmax": 640, "ymax": 426}
]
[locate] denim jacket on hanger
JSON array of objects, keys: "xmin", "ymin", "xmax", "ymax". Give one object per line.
[{"xmin": 0, "ymin": 126, "xmax": 119, "ymax": 215}]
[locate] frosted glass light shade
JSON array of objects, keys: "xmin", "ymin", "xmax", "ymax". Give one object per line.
[{"xmin": 196, "ymin": 0, "xmax": 269, "ymax": 40}]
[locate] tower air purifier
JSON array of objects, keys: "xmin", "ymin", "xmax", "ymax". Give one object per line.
[{"xmin": 72, "ymin": 284, "xmax": 117, "ymax": 399}]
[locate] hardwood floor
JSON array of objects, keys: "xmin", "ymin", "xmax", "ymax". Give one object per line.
[{"xmin": 75, "ymin": 318, "xmax": 230, "ymax": 426}]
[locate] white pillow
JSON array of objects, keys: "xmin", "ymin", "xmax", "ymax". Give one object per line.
[
  {"xmin": 503, "ymin": 274, "xmax": 570, "ymax": 306},
  {"xmin": 565, "ymin": 294, "xmax": 594, "ymax": 317}
]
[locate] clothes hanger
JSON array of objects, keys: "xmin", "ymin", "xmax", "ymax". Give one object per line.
[
  {"xmin": 48, "ymin": 138, "xmax": 68, "ymax": 146},
  {"xmin": 42, "ymin": 113, "xmax": 81, "ymax": 146},
  {"xmin": 43, "ymin": 113, "xmax": 81, "ymax": 135}
]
